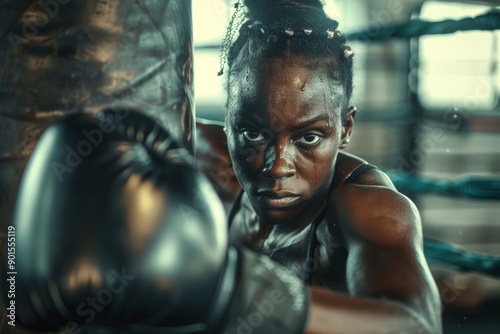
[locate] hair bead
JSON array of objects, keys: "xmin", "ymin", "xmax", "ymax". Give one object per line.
[{"xmin": 344, "ymin": 46, "xmax": 355, "ymax": 59}]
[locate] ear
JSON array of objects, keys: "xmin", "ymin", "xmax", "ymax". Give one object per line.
[{"xmin": 339, "ymin": 106, "xmax": 356, "ymax": 149}]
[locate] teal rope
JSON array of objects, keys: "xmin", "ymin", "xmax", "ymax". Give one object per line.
[
  {"xmin": 347, "ymin": 10, "xmax": 500, "ymax": 42},
  {"xmin": 424, "ymin": 238, "xmax": 500, "ymax": 278},
  {"xmin": 387, "ymin": 172, "xmax": 500, "ymax": 200}
]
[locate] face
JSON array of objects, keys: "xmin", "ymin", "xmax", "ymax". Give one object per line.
[{"xmin": 226, "ymin": 56, "xmax": 353, "ymax": 226}]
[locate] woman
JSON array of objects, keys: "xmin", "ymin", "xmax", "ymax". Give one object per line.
[{"xmin": 219, "ymin": 0, "xmax": 442, "ymax": 332}]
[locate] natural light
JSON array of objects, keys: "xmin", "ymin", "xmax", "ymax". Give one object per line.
[{"xmin": 417, "ymin": 1, "xmax": 499, "ymax": 112}]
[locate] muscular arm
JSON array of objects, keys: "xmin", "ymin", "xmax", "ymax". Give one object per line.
[{"xmin": 305, "ymin": 185, "xmax": 442, "ymax": 334}]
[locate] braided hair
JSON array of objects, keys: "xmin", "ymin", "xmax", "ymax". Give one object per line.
[{"xmin": 221, "ymin": 0, "xmax": 354, "ymax": 115}]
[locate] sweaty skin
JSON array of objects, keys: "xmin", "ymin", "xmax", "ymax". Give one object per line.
[{"xmin": 225, "ymin": 56, "xmax": 442, "ymax": 333}]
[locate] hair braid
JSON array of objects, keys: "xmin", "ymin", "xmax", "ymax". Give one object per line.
[
  {"xmin": 218, "ymin": 1, "xmax": 246, "ymax": 76},
  {"xmin": 221, "ymin": 0, "xmax": 355, "ymax": 112}
]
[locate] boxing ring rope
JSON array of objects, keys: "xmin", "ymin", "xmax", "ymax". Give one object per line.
[
  {"xmin": 387, "ymin": 173, "xmax": 500, "ymax": 200},
  {"xmin": 424, "ymin": 238, "xmax": 500, "ymax": 278},
  {"xmin": 346, "ymin": 9, "xmax": 500, "ymax": 41}
]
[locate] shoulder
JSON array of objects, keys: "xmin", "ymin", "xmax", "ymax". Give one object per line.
[
  {"xmin": 328, "ymin": 183, "xmax": 422, "ymax": 249},
  {"xmin": 327, "ymin": 152, "xmax": 422, "ymax": 248},
  {"xmin": 331, "ymin": 152, "xmax": 420, "ymax": 243},
  {"xmin": 333, "ymin": 152, "xmax": 395, "ymax": 189}
]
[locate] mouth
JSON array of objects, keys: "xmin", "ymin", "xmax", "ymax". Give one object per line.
[{"xmin": 255, "ymin": 190, "xmax": 301, "ymax": 209}]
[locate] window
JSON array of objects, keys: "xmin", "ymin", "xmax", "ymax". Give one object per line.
[
  {"xmin": 415, "ymin": 1, "xmax": 499, "ymax": 113},
  {"xmin": 192, "ymin": 0, "xmax": 230, "ymax": 120}
]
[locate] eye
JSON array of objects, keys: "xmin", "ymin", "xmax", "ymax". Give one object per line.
[
  {"xmin": 295, "ymin": 133, "xmax": 322, "ymax": 147},
  {"xmin": 242, "ymin": 130, "xmax": 266, "ymax": 142}
]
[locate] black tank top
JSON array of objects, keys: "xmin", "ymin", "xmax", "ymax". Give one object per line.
[{"xmin": 227, "ymin": 163, "xmax": 379, "ymax": 284}]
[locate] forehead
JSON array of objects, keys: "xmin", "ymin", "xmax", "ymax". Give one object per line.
[{"xmin": 228, "ymin": 57, "xmax": 344, "ymax": 121}]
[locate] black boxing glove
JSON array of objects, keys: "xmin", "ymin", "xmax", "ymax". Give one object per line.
[{"xmin": 4, "ymin": 110, "xmax": 309, "ymax": 334}]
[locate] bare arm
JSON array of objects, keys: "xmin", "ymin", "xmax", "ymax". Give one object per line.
[{"xmin": 305, "ymin": 185, "xmax": 442, "ymax": 334}]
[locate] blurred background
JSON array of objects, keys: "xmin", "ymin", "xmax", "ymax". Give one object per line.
[{"xmin": 192, "ymin": 0, "xmax": 500, "ymax": 333}]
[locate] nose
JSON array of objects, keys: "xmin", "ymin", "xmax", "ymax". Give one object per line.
[{"xmin": 262, "ymin": 141, "xmax": 295, "ymax": 180}]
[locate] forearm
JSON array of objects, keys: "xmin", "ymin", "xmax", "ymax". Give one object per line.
[{"xmin": 305, "ymin": 287, "xmax": 441, "ymax": 334}]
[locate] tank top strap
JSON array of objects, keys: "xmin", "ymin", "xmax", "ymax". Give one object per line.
[
  {"xmin": 342, "ymin": 163, "xmax": 378, "ymax": 185},
  {"xmin": 227, "ymin": 190, "xmax": 244, "ymax": 231}
]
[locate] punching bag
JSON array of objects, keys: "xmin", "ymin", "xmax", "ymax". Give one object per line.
[
  {"xmin": 0, "ymin": 0, "xmax": 195, "ymax": 233},
  {"xmin": 1, "ymin": 2, "xmax": 194, "ymax": 332}
]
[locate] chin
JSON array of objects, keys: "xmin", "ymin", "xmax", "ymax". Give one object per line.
[{"xmin": 254, "ymin": 205, "xmax": 302, "ymax": 226}]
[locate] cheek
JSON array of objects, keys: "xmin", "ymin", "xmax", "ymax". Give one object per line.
[
  {"xmin": 296, "ymin": 142, "xmax": 337, "ymax": 184},
  {"xmin": 227, "ymin": 135, "xmax": 263, "ymax": 182}
]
